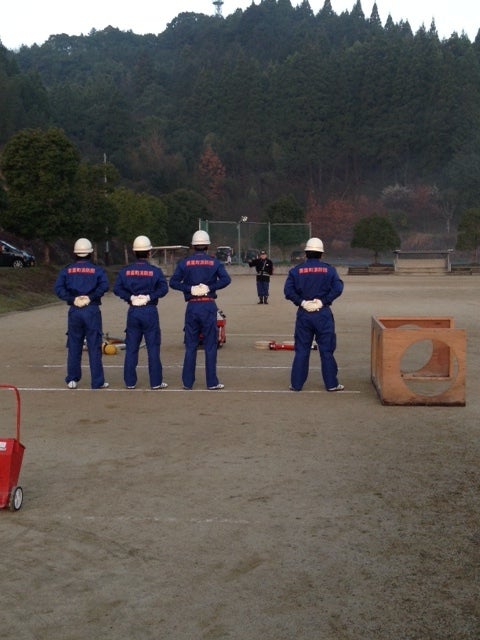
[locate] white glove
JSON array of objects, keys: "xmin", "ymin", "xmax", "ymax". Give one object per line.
[
  {"xmin": 301, "ymin": 300, "xmax": 315, "ymax": 312},
  {"xmin": 301, "ymin": 299, "xmax": 322, "ymax": 312},
  {"xmin": 191, "ymin": 284, "xmax": 210, "ymax": 296},
  {"xmin": 73, "ymin": 295, "xmax": 90, "ymax": 307},
  {"xmin": 130, "ymin": 294, "xmax": 150, "ymax": 306}
]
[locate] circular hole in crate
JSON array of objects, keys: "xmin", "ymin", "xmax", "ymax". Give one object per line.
[{"xmin": 400, "ymin": 338, "xmax": 458, "ymax": 397}]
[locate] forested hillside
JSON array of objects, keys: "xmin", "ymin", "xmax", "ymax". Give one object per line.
[{"xmin": 2, "ymin": 0, "xmax": 480, "ymax": 255}]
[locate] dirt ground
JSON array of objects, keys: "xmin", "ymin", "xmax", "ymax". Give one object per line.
[{"xmin": 0, "ymin": 271, "xmax": 478, "ymax": 640}]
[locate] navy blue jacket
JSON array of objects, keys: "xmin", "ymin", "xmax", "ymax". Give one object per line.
[
  {"xmin": 284, "ymin": 259, "xmax": 343, "ymax": 307},
  {"xmin": 54, "ymin": 259, "xmax": 109, "ymax": 305},
  {"xmin": 169, "ymin": 251, "xmax": 231, "ymax": 301},
  {"xmin": 113, "ymin": 259, "xmax": 168, "ymax": 305}
]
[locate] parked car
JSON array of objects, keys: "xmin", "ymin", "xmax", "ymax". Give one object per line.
[
  {"xmin": 243, "ymin": 248, "xmax": 259, "ymax": 263},
  {"xmin": 0, "ymin": 240, "xmax": 36, "ymax": 268},
  {"xmin": 216, "ymin": 246, "xmax": 233, "ymax": 263},
  {"xmin": 290, "ymin": 250, "xmax": 305, "ymax": 264}
]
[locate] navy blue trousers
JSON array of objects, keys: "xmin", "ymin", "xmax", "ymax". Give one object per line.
[
  {"xmin": 183, "ymin": 301, "xmax": 219, "ymax": 389},
  {"xmin": 66, "ymin": 305, "xmax": 105, "ymax": 389},
  {"xmin": 124, "ymin": 306, "xmax": 162, "ymax": 388},
  {"xmin": 256, "ymin": 279, "xmax": 270, "ymax": 298},
  {"xmin": 291, "ymin": 307, "xmax": 339, "ymax": 391}
]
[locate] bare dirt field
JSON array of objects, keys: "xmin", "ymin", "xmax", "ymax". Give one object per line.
[{"xmin": 0, "ymin": 272, "xmax": 479, "ymax": 640}]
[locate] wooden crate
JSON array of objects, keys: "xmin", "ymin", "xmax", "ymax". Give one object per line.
[{"xmin": 371, "ymin": 316, "xmax": 466, "ymax": 406}]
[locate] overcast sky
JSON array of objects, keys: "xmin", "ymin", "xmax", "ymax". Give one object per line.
[{"xmin": 2, "ymin": 0, "xmax": 479, "ymax": 50}]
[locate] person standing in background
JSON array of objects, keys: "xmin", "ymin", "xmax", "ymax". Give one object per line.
[{"xmin": 248, "ymin": 249, "xmax": 274, "ymax": 304}]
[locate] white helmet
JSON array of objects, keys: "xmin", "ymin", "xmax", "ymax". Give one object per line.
[
  {"xmin": 191, "ymin": 230, "xmax": 211, "ymax": 246},
  {"xmin": 305, "ymin": 237, "xmax": 324, "ymax": 253},
  {"xmin": 74, "ymin": 238, "xmax": 93, "ymax": 257},
  {"xmin": 133, "ymin": 235, "xmax": 152, "ymax": 251}
]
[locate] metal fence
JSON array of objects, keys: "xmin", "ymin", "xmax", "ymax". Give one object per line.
[{"xmin": 199, "ymin": 219, "xmax": 311, "ymax": 263}]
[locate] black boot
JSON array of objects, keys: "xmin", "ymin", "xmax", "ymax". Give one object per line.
[
  {"xmin": 258, "ymin": 297, "xmax": 263, "ymax": 304},
  {"xmin": 264, "ymin": 297, "xmax": 268, "ymax": 304}
]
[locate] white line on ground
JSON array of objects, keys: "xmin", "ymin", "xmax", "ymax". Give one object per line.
[
  {"xmin": 34, "ymin": 515, "xmax": 253, "ymax": 524},
  {"xmin": 38, "ymin": 364, "xmax": 294, "ymax": 369},
  {"xmin": 15, "ymin": 387, "xmax": 361, "ymax": 393}
]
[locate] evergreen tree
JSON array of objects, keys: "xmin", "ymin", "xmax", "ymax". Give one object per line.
[
  {"xmin": 74, "ymin": 160, "xmax": 119, "ymax": 247},
  {"xmin": 5, "ymin": 3, "xmax": 480, "ymax": 247},
  {"xmin": 259, "ymin": 194, "xmax": 307, "ymax": 257},
  {"xmin": 163, "ymin": 188, "xmax": 209, "ymax": 246},
  {"xmin": 110, "ymin": 187, "xmax": 168, "ymax": 263},
  {"xmin": 351, "ymin": 214, "xmax": 400, "ymax": 263},
  {"xmin": 0, "ymin": 127, "xmax": 80, "ymax": 263}
]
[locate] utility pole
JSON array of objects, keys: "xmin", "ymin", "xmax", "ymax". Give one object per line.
[
  {"xmin": 237, "ymin": 216, "xmax": 248, "ymax": 264},
  {"xmin": 104, "ymin": 153, "xmax": 110, "ymax": 266}
]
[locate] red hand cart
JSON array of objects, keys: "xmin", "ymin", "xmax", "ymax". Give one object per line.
[{"xmin": 0, "ymin": 385, "xmax": 25, "ymax": 511}]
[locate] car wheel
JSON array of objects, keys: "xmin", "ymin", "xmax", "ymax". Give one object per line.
[{"xmin": 12, "ymin": 260, "xmax": 24, "ymax": 268}]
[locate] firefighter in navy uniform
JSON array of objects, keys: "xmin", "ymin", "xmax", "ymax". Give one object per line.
[
  {"xmin": 284, "ymin": 237, "xmax": 344, "ymax": 392},
  {"xmin": 113, "ymin": 235, "xmax": 169, "ymax": 390},
  {"xmin": 54, "ymin": 238, "xmax": 109, "ymax": 389},
  {"xmin": 169, "ymin": 230, "xmax": 231, "ymax": 390},
  {"xmin": 248, "ymin": 250, "xmax": 274, "ymax": 304}
]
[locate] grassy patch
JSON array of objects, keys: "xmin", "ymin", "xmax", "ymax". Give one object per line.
[
  {"xmin": 0, "ymin": 265, "xmax": 121, "ymax": 314},
  {"xmin": 0, "ymin": 265, "xmax": 63, "ymax": 314}
]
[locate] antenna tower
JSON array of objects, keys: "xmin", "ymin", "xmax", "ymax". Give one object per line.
[{"xmin": 213, "ymin": 0, "xmax": 224, "ymax": 18}]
